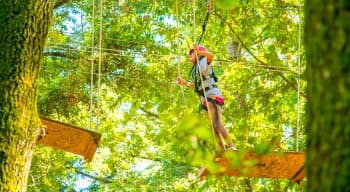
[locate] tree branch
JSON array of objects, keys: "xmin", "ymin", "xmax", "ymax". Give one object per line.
[
  {"xmin": 54, "ymin": 0, "xmax": 70, "ymax": 9},
  {"xmin": 44, "ymin": 51, "xmax": 79, "ymax": 60},
  {"xmin": 66, "ymin": 166, "xmax": 113, "ymax": 183},
  {"xmin": 54, "ymin": 0, "xmax": 79, "ymax": 9},
  {"xmin": 66, "ymin": 154, "xmax": 191, "ymax": 184},
  {"xmin": 139, "ymin": 107, "xmax": 159, "ymax": 119},
  {"xmin": 213, "ymin": 11, "xmax": 305, "ymax": 98}
]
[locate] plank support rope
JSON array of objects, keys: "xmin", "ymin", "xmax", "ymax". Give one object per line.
[
  {"xmin": 90, "ymin": 0, "xmax": 95, "ymax": 130},
  {"xmin": 296, "ymin": 8, "xmax": 302, "ymax": 152}
]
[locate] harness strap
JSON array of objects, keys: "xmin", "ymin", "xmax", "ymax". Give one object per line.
[{"xmin": 202, "ymin": 96, "xmax": 224, "ymax": 111}]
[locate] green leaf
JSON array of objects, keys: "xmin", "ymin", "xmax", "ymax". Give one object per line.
[
  {"xmin": 215, "ymin": 0, "xmax": 240, "ymax": 9},
  {"xmin": 254, "ymin": 143, "xmax": 272, "ymax": 155}
]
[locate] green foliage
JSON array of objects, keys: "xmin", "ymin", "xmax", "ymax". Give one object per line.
[
  {"xmin": 215, "ymin": 0, "xmax": 240, "ymax": 9},
  {"xmin": 30, "ymin": 0, "xmax": 306, "ymax": 191}
]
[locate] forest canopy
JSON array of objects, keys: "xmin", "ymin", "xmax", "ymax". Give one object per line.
[{"xmin": 31, "ymin": 0, "xmax": 305, "ymax": 191}]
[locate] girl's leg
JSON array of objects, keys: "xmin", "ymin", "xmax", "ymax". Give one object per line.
[
  {"xmin": 207, "ymin": 102, "xmax": 236, "ymax": 150},
  {"xmin": 207, "ymin": 102, "xmax": 227, "ymax": 150}
]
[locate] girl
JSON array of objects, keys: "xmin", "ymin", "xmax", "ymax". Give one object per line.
[{"xmin": 176, "ymin": 45, "xmax": 236, "ymax": 151}]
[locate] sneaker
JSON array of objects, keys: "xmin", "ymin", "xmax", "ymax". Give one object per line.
[{"xmin": 226, "ymin": 146, "xmax": 238, "ymax": 151}]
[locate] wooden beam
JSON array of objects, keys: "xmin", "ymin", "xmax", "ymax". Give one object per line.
[
  {"xmin": 37, "ymin": 117, "xmax": 101, "ymax": 162},
  {"xmin": 199, "ymin": 151, "xmax": 305, "ymax": 183}
]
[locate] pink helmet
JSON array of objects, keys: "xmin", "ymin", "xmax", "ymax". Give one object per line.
[
  {"xmin": 189, "ymin": 44, "xmax": 214, "ymax": 63},
  {"xmin": 189, "ymin": 45, "xmax": 208, "ymax": 55}
]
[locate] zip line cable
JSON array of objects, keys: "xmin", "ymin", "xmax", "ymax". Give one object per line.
[
  {"xmin": 47, "ymin": 42, "xmax": 302, "ymax": 68},
  {"xmin": 47, "ymin": 43, "xmax": 185, "ymax": 58},
  {"xmin": 54, "ymin": 31, "xmax": 163, "ymax": 48},
  {"xmin": 229, "ymin": 4, "xmax": 303, "ymax": 10},
  {"xmin": 47, "ymin": 40, "xmax": 303, "ymax": 62},
  {"xmin": 44, "ymin": 47, "xmax": 298, "ymax": 74},
  {"xmin": 40, "ymin": 63, "xmax": 298, "ymax": 98},
  {"xmin": 47, "ymin": 40, "xmax": 301, "ymax": 75}
]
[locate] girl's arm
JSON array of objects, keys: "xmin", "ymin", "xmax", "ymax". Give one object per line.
[{"xmin": 176, "ymin": 77, "xmax": 194, "ymax": 89}]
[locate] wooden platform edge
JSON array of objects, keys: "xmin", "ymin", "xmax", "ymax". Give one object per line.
[
  {"xmin": 290, "ymin": 164, "xmax": 305, "ymax": 183},
  {"xmin": 198, "ymin": 151, "xmax": 305, "ymax": 184},
  {"xmin": 37, "ymin": 117, "xmax": 101, "ymax": 162}
]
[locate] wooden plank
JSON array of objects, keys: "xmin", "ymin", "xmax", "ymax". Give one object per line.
[
  {"xmin": 37, "ymin": 117, "xmax": 101, "ymax": 162},
  {"xmin": 199, "ymin": 151, "xmax": 305, "ymax": 183}
]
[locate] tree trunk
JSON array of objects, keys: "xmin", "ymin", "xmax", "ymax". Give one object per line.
[
  {"xmin": 0, "ymin": 1, "xmax": 54, "ymax": 191},
  {"xmin": 305, "ymin": 1, "xmax": 350, "ymax": 191}
]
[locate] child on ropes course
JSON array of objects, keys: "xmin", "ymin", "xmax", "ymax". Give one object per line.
[{"xmin": 176, "ymin": 45, "xmax": 237, "ymax": 151}]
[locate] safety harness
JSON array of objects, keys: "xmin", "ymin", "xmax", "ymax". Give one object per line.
[{"xmin": 190, "ymin": 57, "xmax": 223, "ymax": 109}]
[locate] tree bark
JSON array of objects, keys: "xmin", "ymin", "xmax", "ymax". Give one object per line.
[
  {"xmin": 0, "ymin": 1, "xmax": 54, "ymax": 191},
  {"xmin": 305, "ymin": 1, "xmax": 350, "ymax": 191}
]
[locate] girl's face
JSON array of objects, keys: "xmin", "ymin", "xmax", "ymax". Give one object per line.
[{"xmin": 189, "ymin": 52, "xmax": 196, "ymax": 64}]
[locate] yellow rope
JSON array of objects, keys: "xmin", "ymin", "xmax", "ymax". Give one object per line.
[
  {"xmin": 98, "ymin": 0, "xmax": 103, "ymax": 99},
  {"xmin": 90, "ymin": 0, "xmax": 95, "ymax": 130},
  {"xmin": 194, "ymin": 51, "xmax": 226, "ymax": 151}
]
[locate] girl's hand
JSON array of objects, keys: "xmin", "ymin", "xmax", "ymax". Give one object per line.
[
  {"xmin": 176, "ymin": 77, "xmax": 187, "ymax": 86},
  {"xmin": 176, "ymin": 77, "xmax": 193, "ymax": 89}
]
